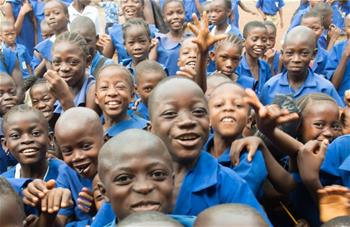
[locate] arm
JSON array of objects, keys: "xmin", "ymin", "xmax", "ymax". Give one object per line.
[
  {"xmin": 238, "ymin": 0, "xmax": 256, "ymax": 15},
  {"xmin": 101, "ymin": 40, "xmax": 115, "ymax": 59},
  {"xmin": 278, "ymin": 8, "xmax": 284, "ymax": 28},
  {"xmin": 4, "ymin": 1, "xmax": 32, "ymax": 35},
  {"xmin": 255, "ymin": 1, "xmax": 266, "ymax": 21},
  {"xmin": 12, "ymin": 59, "xmax": 24, "ymax": 102},
  {"xmin": 327, "ymin": 25, "xmax": 341, "ymax": 51},
  {"xmin": 331, "ymin": 41, "xmax": 350, "ymax": 89}
]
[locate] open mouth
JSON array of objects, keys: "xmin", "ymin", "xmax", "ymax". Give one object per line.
[
  {"xmin": 130, "ymin": 201, "xmax": 161, "ymax": 212},
  {"xmin": 253, "ymin": 48, "xmax": 264, "ymax": 55},
  {"xmin": 221, "ymin": 116, "xmax": 236, "ymax": 123},
  {"xmin": 74, "ymin": 163, "xmax": 91, "ymax": 175},
  {"xmin": 185, "ymin": 60, "xmax": 196, "ymax": 68},
  {"xmin": 175, "ymin": 133, "xmax": 201, "ymax": 147},
  {"xmin": 105, "ymin": 100, "xmax": 122, "ymax": 109},
  {"xmin": 124, "ymin": 8, "xmax": 137, "ymax": 17},
  {"xmin": 20, "ymin": 148, "xmax": 39, "ymax": 157}
]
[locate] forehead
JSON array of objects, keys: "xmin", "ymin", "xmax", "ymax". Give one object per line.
[
  {"xmin": 1, "ymin": 24, "xmax": 14, "ymax": 32},
  {"xmin": 6, "ymin": 111, "xmax": 44, "ymax": 127},
  {"xmin": 216, "ymin": 43, "xmax": 241, "ymax": 54},
  {"xmin": 124, "ymin": 26, "xmax": 149, "ymax": 39},
  {"xmin": 164, "ymin": 1, "xmax": 183, "ymax": 10},
  {"xmin": 30, "ymin": 83, "xmax": 50, "ymax": 94},
  {"xmin": 283, "ymin": 36, "xmax": 314, "ymax": 50},
  {"xmin": 302, "ymin": 17, "xmax": 322, "ymax": 25},
  {"xmin": 210, "ymin": 0, "xmax": 226, "ymax": 8},
  {"xmin": 265, "ymin": 26, "xmax": 276, "ymax": 35},
  {"xmin": 210, "ymin": 84, "xmax": 245, "ymax": 100},
  {"xmin": 0, "ymin": 76, "xmax": 16, "ymax": 88},
  {"xmin": 138, "ymin": 70, "xmax": 164, "ymax": 82},
  {"xmin": 98, "ymin": 67, "xmax": 131, "ymax": 83},
  {"xmin": 44, "ymin": 1, "xmax": 64, "ymax": 11},
  {"xmin": 73, "ymin": 27, "xmax": 95, "ymax": 38},
  {"xmin": 53, "ymin": 41, "xmax": 84, "ymax": 55},
  {"xmin": 181, "ymin": 38, "xmax": 197, "ymax": 50},
  {"xmin": 247, "ymin": 27, "xmax": 267, "ymax": 36}
]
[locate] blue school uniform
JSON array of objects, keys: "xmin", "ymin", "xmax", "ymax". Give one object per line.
[
  {"xmin": 0, "ymin": 118, "xmax": 17, "ymax": 174},
  {"xmin": 324, "ymin": 40, "xmax": 350, "ymax": 100},
  {"xmin": 31, "ymin": 37, "xmax": 54, "ymax": 70},
  {"xmin": 312, "ymin": 44, "xmax": 332, "ymax": 77},
  {"xmin": 256, "ymin": 0, "xmax": 285, "ymax": 16},
  {"xmin": 0, "ymin": 46, "xmax": 17, "ymax": 75},
  {"xmin": 331, "ymin": 2, "xmax": 346, "ymax": 31},
  {"xmin": 53, "ymin": 75, "xmax": 95, "ymax": 114},
  {"xmin": 104, "ymin": 215, "xmax": 196, "ymax": 227},
  {"xmin": 204, "ymin": 135, "xmax": 268, "ymax": 196},
  {"xmin": 134, "ymin": 101, "xmax": 149, "ymax": 120},
  {"xmin": 159, "ymin": 0, "xmax": 205, "ymax": 22},
  {"xmin": 56, "ymin": 164, "xmax": 93, "ymax": 223},
  {"xmin": 318, "ymin": 34, "xmax": 328, "ymax": 50},
  {"xmin": 108, "ymin": 24, "xmax": 158, "ymax": 63},
  {"xmin": 156, "ymin": 33, "xmax": 181, "ymax": 76},
  {"xmin": 272, "ymin": 51, "xmax": 281, "ymax": 75},
  {"xmin": 105, "ymin": 114, "xmax": 148, "ymax": 138},
  {"xmin": 288, "ymin": 6, "xmax": 309, "ymax": 30},
  {"xmin": 230, "ymin": 0, "xmax": 240, "ymax": 28},
  {"xmin": 236, "ymin": 54, "xmax": 272, "ymax": 96},
  {"xmin": 236, "ymin": 74, "xmax": 257, "ymax": 89},
  {"xmin": 90, "ymin": 202, "xmax": 115, "ymax": 227},
  {"xmin": 320, "ymin": 135, "xmax": 350, "ymax": 188},
  {"xmin": 173, "ymin": 151, "xmax": 271, "ymax": 225},
  {"xmin": 89, "ymin": 51, "xmax": 114, "ymax": 77},
  {"xmin": 2, "ymin": 43, "xmax": 30, "ymax": 78},
  {"xmin": 259, "ymin": 68, "xmax": 344, "ymax": 106},
  {"xmin": 1, "ymin": 158, "xmax": 66, "ymax": 181}
]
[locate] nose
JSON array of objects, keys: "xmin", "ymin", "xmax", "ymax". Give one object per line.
[
  {"xmin": 291, "ymin": 53, "xmax": 301, "ymax": 63},
  {"xmin": 225, "ymin": 60, "xmax": 233, "ymax": 70},
  {"xmin": 132, "ymin": 177, "xmax": 154, "ymax": 195},
  {"xmin": 72, "ymin": 149, "xmax": 84, "ymax": 163},
  {"xmin": 321, "ymin": 127, "xmax": 334, "ymax": 141},
  {"xmin": 21, "ymin": 133, "xmax": 34, "ymax": 145},
  {"xmin": 177, "ymin": 111, "xmax": 196, "ymax": 129},
  {"xmin": 37, "ymin": 100, "xmax": 46, "ymax": 109},
  {"xmin": 106, "ymin": 86, "xmax": 118, "ymax": 97},
  {"xmin": 60, "ymin": 62, "xmax": 70, "ymax": 72},
  {"xmin": 223, "ymin": 102, "xmax": 234, "ymax": 112}
]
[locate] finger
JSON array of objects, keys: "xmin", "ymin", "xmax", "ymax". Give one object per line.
[
  {"xmin": 230, "ymin": 140, "xmax": 246, "ymax": 166},
  {"xmin": 78, "ymin": 197, "xmax": 93, "ymax": 207},
  {"xmin": 78, "ymin": 204, "xmax": 91, "ymax": 213},
  {"xmin": 319, "ymin": 139, "xmax": 328, "ymax": 157},
  {"xmin": 187, "ymin": 23, "xmax": 199, "ymax": 36},
  {"xmin": 52, "ymin": 190, "xmax": 63, "ymax": 213},
  {"xmin": 212, "ymin": 34, "xmax": 227, "ymax": 43},
  {"xmin": 276, "ymin": 113, "xmax": 299, "ymax": 125},
  {"xmin": 46, "ymin": 180, "xmax": 56, "ymax": 190},
  {"xmin": 28, "ymin": 182, "xmax": 47, "ymax": 198},
  {"xmin": 23, "ymin": 196, "xmax": 37, "ymax": 207},
  {"xmin": 41, "ymin": 193, "xmax": 48, "ymax": 212},
  {"xmin": 246, "ymin": 143, "xmax": 259, "ymax": 162},
  {"xmin": 203, "ymin": 11, "xmax": 208, "ymax": 29},
  {"xmin": 244, "ymin": 88, "xmax": 263, "ymax": 111},
  {"xmin": 192, "ymin": 13, "xmax": 200, "ymax": 28},
  {"xmin": 47, "ymin": 190, "xmax": 55, "ymax": 213},
  {"xmin": 61, "ymin": 190, "xmax": 73, "ymax": 208},
  {"xmin": 79, "ymin": 191, "xmax": 94, "ymax": 201}
]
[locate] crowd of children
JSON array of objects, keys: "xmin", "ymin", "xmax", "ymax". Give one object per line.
[{"xmin": 0, "ymin": 0, "xmax": 350, "ymax": 226}]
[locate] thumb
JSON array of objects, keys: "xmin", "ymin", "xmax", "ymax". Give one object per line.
[{"xmin": 46, "ymin": 180, "xmax": 56, "ymax": 189}]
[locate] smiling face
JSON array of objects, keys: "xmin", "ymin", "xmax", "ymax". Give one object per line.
[
  {"xmin": 149, "ymin": 78, "xmax": 209, "ymax": 164},
  {"xmin": 124, "ymin": 25, "xmax": 151, "ymax": 64},
  {"xmin": 0, "ymin": 75, "xmax": 18, "ymax": 116},
  {"xmin": 299, "ymin": 101, "xmax": 340, "ymax": 143},
  {"xmin": 30, "ymin": 83, "xmax": 56, "ymax": 121},
  {"xmin": 163, "ymin": 1, "xmax": 185, "ymax": 32},
  {"xmin": 3, "ymin": 111, "xmax": 49, "ymax": 166},
  {"xmin": 121, "ymin": 0, "xmax": 144, "ymax": 20},
  {"xmin": 301, "ymin": 16, "xmax": 324, "ymax": 40},
  {"xmin": 52, "ymin": 41, "xmax": 87, "ymax": 87},
  {"xmin": 95, "ymin": 66, "xmax": 133, "ymax": 121},
  {"xmin": 209, "ymin": 83, "xmax": 249, "ymax": 139},
  {"xmin": 178, "ymin": 38, "xmax": 198, "ymax": 69},
  {"xmin": 44, "ymin": 1, "xmax": 69, "ymax": 33},
  {"xmin": 213, "ymin": 43, "xmax": 241, "ymax": 77},
  {"xmin": 265, "ymin": 25, "xmax": 276, "ymax": 50},
  {"xmin": 245, "ymin": 27, "xmax": 268, "ymax": 58}
]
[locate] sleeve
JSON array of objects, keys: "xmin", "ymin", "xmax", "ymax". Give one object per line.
[
  {"xmin": 328, "ymin": 85, "xmax": 344, "ymax": 107},
  {"xmin": 324, "ymin": 45, "xmax": 339, "ymax": 80},
  {"xmin": 256, "ymin": 0, "xmax": 262, "ymax": 8},
  {"xmin": 279, "ymin": 0, "xmax": 285, "ymax": 8}
]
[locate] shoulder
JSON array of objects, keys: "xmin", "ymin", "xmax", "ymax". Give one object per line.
[
  {"xmin": 313, "ymin": 73, "xmax": 335, "ymax": 88},
  {"xmin": 264, "ymin": 72, "xmax": 282, "ymax": 86},
  {"xmin": 1, "ymin": 165, "xmax": 15, "ymax": 178}
]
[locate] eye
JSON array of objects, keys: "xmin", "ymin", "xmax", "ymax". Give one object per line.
[
  {"xmin": 69, "ymin": 59, "xmax": 80, "ymax": 66},
  {"xmin": 9, "ymin": 132, "xmax": 20, "ymax": 140},
  {"xmin": 150, "ymin": 170, "xmax": 168, "ymax": 181},
  {"xmin": 313, "ymin": 122, "xmax": 324, "ymax": 129},
  {"xmin": 161, "ymin": 110, "xmax": 177, "ymax": 119},
  {"xmin": 81, "ymin": 143, "xmax": 92, "ymax": 151},
  {"xmin": 143, "ymin": 86, "xmax": 152, "ymax": 93},
  {"xmin": 61, "ymin": 148, "xmax": 73, "ymax": 156},
  {"xmin": 193, "ymin": 107, "xmax": 207, "ymax": 117},
  {"xmin": 115, "ymin": 174, "xmax": 133, "ymax": 185},
  {"xmin": 32, "ymin": 130, "xmax": 42, "ymax": 137},
  {"xmin": 115, "ymin": 85, "xmax": 128, "ymax": 91}
]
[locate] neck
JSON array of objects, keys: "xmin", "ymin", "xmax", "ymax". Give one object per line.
[
  {"xmin": 55, "ymin": 27, "xmax": 68, "ymax": 36},
  {"xmin": 216, "ymin": 22, "xmax": 228, "ymax": 34},
  {"xmin": 73, "ymin": 1, "xmax": 85, "ymax": 12},
  {"xmin": 20, "ymin": 159, "xmax": 49, "ymax": 179},
  {"xmin": 6, "ymin": 43, "xmax": 16, "ymax": 49},
  {"xmin": 168, "ymin": 29, "xmax": 184, "ymax": 41},
  {"xmin": 132, "ymin": 57, "xmax": 147, "ymax": 67},
  {"xmin": 104, "ymin": 111, "xmax": 130, "ymax": 129},
  {"xmin": 212, "ymin": 133, "xmax": 235, "ymax": 158},
  {"xmin": 245, "ymin": 53, "xmax": 259, "ymax": 67},
  {"xmin": 288, "ymin": 68, "xmax": 309, "ymax": 90},
  {"xmin": 71, "ymin": 74, "xmax": 86, "ymax": 96}
]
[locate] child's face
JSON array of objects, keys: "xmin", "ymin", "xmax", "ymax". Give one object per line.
[
  {"xmin": 52, "ymin": 41, "xmax": 86, "ymax": 87},
  {"xmin": 124, "ymin": 26, "xmax": 151, "ymax": 63},
  {"xmin": 300, "ymin": 101, "xmax": 340, "ymax": 143},
  {"xmin": 0, "ymin": 76, "xmax": 18, "ymax": 116},
  {"xmin": 95, "ymin": 67, "xmax": 132, "ymax": 119},
  {"xmin": 345, "ymin": 17, "xmax": 350, "ymax": 38},
  {"xmin": 44, "ymin": 1, "xmax": 68, "ymax": 33},
  {"xmin": 245, "ymin": 27, "xmax": 268, "ymax": 58},
  {"xmin": 208, "ymin": 0, "xmax": 229, "ymax": 27},
  {"xmin": 163, "ymin": 1, "xmax": 185, "ymax": 32},
  {"xmin": 213, "ymin": 44, "xmax": 241, "ymax": 77},
  {"xmin": 55, "ymin": 120, "xmax": 103, "ymax": 179},
  {"xmin": 101, "ymin": 144, "xmax": 174, "ymax": 220},
  {"xmin": 265, "ymin": 26, "xmax": 276, "ymax": 50},
  {"xmin": 341, "ymin": 108, "xmax": 350, "ymax": 135},
  {"xmin": 30, "ymin": 83, "xmax": 56, "ymax": 121},
  {"xmin": 301, "ymin": 17, "xmax": 324, "ymax": 40},
  {"xmin": 177, "ymin": 38, "xmax": 198, "ymax": 69},
  {"xmin": 0, "ymin": 197, "xmax": 24, "ymax": 227},
  {"xmin": 41, "ymin": 25, "xmax": 54, "ymax": 40},
  {"xmin": 209, "ymin": 84, "xmax": 249, "ymax": 139},
  {"xmin": 1, "ymin": 25, "xmax": 16, "ymax": 46},
  {"xmin": 3, "ymin": 112, "xmax": 49, "ymax": 166},
  {"xmin": 282, "ymin": 38, "xmax": 315, "ymax": 75},
  {"xmin": 150, "ymin": 80, "xmax": 209, "ymax": 163},
  {"xmin": 121, "ymin": 0, "xmax": 144, "ymax": 20},
  {"xmin": 136, "ymin": 71, "xmax": 164, "ymax": 105},
  {"xmin": 92, "ymin": 174, "xmax": 104, "ymax": 210}
]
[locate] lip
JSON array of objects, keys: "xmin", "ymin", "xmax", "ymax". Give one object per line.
[
  {"xmin": 19, "ymin": 147, "xmax": 40, "ymax": 157},
  {"xmin": 174, "ymin": 133, "xmax": 201, "ymax": 148},
  {"xmin": 73, "ymin": 162, "xmax": 91, "ymax": 175},
  {"xmin": 185, "ymin": 60, "xmax": 196, "ymax": 68},
  {"xmin": 133, "ymin": 52, "xmax": 145, "ymax": 58},
  {"xmin": 130, "ymin": 201, "xmax": 161, "ymax": 212},
  {"xmin": 104, "ymin": 99, "xmax": 122, "ymax": 109},
  {"xmin": 124, "ymin": 7, "xmax": 137, "ymax": 16},
  {"xmin": 220, "ymin": 116, "xmax": 237, "ymax": 124},
  {"xmin": 3, "ymin": 102, "xmax": 16, "ymax": 109},
  {"xmin": 253, "ymin": 48, "xmax": 264, "ymax": 55}
]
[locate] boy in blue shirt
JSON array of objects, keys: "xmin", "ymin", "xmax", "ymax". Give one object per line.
[
  {"xmin": 259, "ymin": 26, "xmax": 344, "ymax": 106},
  {"xmin": 256, "ymin": 0, "xmax": 285, "ymax": 28},
  {"xmin": 1, "ymin": 20, "xmax": 32, "ymax": 79}
]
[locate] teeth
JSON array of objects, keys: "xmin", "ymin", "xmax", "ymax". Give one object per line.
[
  {"xmin": 222, "ymin": 117, "xmax": 234, "ymax": 123},
  {"xmin": 23, "ymin": 148, "xmax": 36, "ymax": 154},
  {"xmin": 179, "ymin": 135, "xmax": 197, "ymax": 140}
]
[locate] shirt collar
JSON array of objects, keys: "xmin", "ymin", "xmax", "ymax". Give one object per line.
[
  {"xmin": 339, "ymin": 154, "xmax": 350, "ymax": 172},
  {"xmin": 279, "ymin": 68, "xmax": 317, "ymax": 88}
]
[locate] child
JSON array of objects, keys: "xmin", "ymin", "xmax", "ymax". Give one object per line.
[
  {"xmin": 260, "ymin": 26, "xmax": 344, "ymax": 106},
  {"xmin": 121, "ymin": 18, "xmax": 153, "ymax": 75},
  {"xmin": 134, "ymin": 60, "xmax": 167, "ymax": 120},
  {"xmin": 230, "ymin": 0, "xmax": 257, "ymax": 29},
  {"xmin": 236, "ymin": 21, "xmax": 271, "ymax": 96},
  {"xmin": 177, "ymin": 37, "xmax": 198, "ymax": 73},
  {"xmin": 210, "ymin": 34, "xmax": 256, "ymax": 89},
  {"xmin": 206, "ymin": 82, "xmax": 268, "ymax": 196},
  {"xmin": 147, "ymin": 77, "xmax": 271, "ymax": 224},
  {"xmin": 69, "ymin": 16, "xmax": 114, "ymax": 78},
  {"xmin": 44, "ymin": 31, "xmax": 98, "ymax": 113},
  {"xmin": 29, "ymin": 78, "xmax": 58, "ymax": 130},
  {"xmin": 31, "ymin": 0, "xmax": 69, "ymax": 77},
  {"xmin": 205, "ymin": 72, "xmax": 232, "ymax": 99},
  {"xmin": 156, "ymin": 0, "xmax": 186, "ymax": 76},
  {"xmin": 68, "ymin": 0, "xmax": 100, "ymax": 34},
  {"xmin": 325, "ymin": 15, "xmax": 350, "ymax": 101},
  {"xmin": 40, "ymin": 19, "xmax": 54, "ymax": 40},
  {"xmin": 118, "ymin": 211, "xmax": 183, "ymax": 227},
  {"xmin": 1, "ymin": 104, "xmax": 65, "ymax": 182},
  {"xmin": 1, "ymin": 20, "xmax": 32, "ymax": 79},
  {"xmin": 95, "ymin": 64, "xmax": 148, "ymax": 138},
  {"xmin": 159, "ymin": 0, "xmax": 205, "ymax": 23},
  {"xmin": 263, "ymin": 21, "xmax": 281, "ymax": 76},
  {"xmin": 301, "ymin": 11, "xmax": 332, "ymax": 77},
  {"xmin": 99, "ymin": 0, "xmax": 118, "ymax": 34},
  {"xmin": 256, "ymin": 0, "xmax": 285, "ymax": 28},
  {"xmin": 106, "ymin": 0, "xmax": 158, "ymax": 63},
  {"xmin": 194, "ymin": 204, "xmax": 269, "ymax": 227},
  {"xmin": 340, "ymin": 107, "xmax": 350, "ymax": 135}
]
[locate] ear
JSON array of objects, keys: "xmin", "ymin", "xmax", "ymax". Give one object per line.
[
  {"xmin": 311, "ymin": 47, "xmax": 318, "ymax": 60},
  {"xmin": 85, "ymin": 55, "xmax": 92, "ymax": 68},
  {"xmin": 48, "ymin": 131, "xmax": 55, "ymax": 146},
  {"xmin": 209, "ymin": 51, "xmax": 216, "ymax": 61},
  {"xmin": 1, "ymin": 137, "xmax": 8, "ymax": 152},
  {"xmin": 97, "ymin": 181, "xmax": 110, "ymax": 203},
  {"xmin": 146, "ymin": 123, "xmax": 152, "ymax": 132}
]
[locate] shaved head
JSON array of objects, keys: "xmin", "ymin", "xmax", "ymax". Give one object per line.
[{"xmin": 283, "ymin": 26, "xmax": 317, "ymax": 50}]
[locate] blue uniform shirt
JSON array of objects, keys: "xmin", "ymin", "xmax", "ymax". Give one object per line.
[
  {"xmin": 105, "ymin": 114, "xmax": 148, "ymax": 138},
  {"xmin": 172, "ymin": 151, "xmax": 271, "ymax": 225},
  {"xmin": 204, "ymin": 135, "xmax": 268, "ymax": 196},
  {"xmin": 56, "ymin": 164, "xmax": 93, "ymax": 222},
  {"xmin": 156, "ymin": 33, "xmax": 181, "ymax": 76},
  {"xmin": 158, "ymin": 0, "xmax": 205, "ymax": 22},
  {"xmin": 108, "ymin": 24, "xmax": 158, "ymax": 63},
  {"xmin": 256, "ymin": 0, "xmax": 285, "ymax": 16},
  {"xmin": 134, "ymin": 101, "xmax": 149, "ymax": 121},
  {"xmin": 229, "ymin": 0, "xmax": 240, "ymax": 28},
  {"xmin": 312, "ymin": 44, "xmax": 332, "ymax": 77},
  {"xmin": 259, "ymin": 68, "xmax": 344, "ymax": 106},
  {"xmin": 321, "ymin": 135, "xmax": 350, "ymax": 188},
  {"xmin": 3, "ymin": 43, "xmax": 31, "ymax": 78},
  {"xmin": 289, "ymin": 6, "xmax": 309, "ymax": 30},
  {"xmin": 0, "ymin": 46, "xmax": 17, "ymax": 75},
  {"xmin": 236, "ymin": 54, "xmax": 271, "ymax": 96},
  {"xmin": 89, "ymin": 51, "xmax": 114, "ymax": 77},
  {"xmin": 31, "ymin": 38, "xmax": 54, "ymax": 70},
  {"xmin": 324, "ymin": 40, "xmax": 350, "ymax": 100},
  {"xmin": 0, "ymin": 117, "xmax": 17, "ymax": 174}
]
